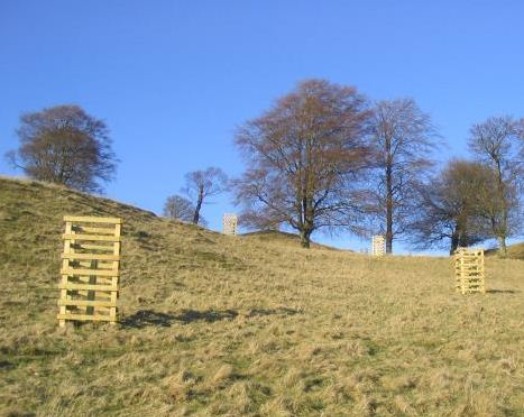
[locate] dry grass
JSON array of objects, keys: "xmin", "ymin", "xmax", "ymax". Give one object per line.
[
  {"xmin": 506, "ymin": 243, "xmax": 524, "ymax": 260},
  {"xmin": 1, "ymin": 176, "xmax": 524, "ymax": 416}
]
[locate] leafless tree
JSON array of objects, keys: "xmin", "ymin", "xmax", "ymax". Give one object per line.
[
  {"xmin": 6, "ymin": 104, "xmax": 117, "ymax": 193},
  {"xmin": 468, "ymin": 116, "xmax": 524, "ymax": 256},
  {"xmin": 409, "ymin": 159, "xmax": 493, "ymax": 254},
  {"xmin": 367, "ymin": 98, "xmax": 439, "ymax": 254},
  {"xmin": 163, "ymin": 194, "xmax": 202, "ymax": 224},
  {"xmin": 182, "ymin": 167, "xmax": 228, "ymax": 225},
  {"xmin": 234, "ymin": 79, "xmax": 372, "ymax": 248}
]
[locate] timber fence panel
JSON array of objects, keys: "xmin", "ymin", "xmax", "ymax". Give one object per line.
[
  {"xmin": 371, "ymin": 235, "xmax": 385, "ymax": 257},
  {"xmin": 222, "ymin": 213, "xmax": 238, "ymax": 236},
  {"xmin": 453, "ymin": 248, "xmax": 486, "ymax": 294},
  {"xmin": 58, "ymin": 216, "xmax": 122, "ymax": 326}
]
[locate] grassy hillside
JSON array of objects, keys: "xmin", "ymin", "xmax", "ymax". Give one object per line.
[
  {"xmin": 506, "ymin": 242, "xmax": 524, "ymax": 260},
  {"xmin": 1, "ymin": 177, "xmax": 524, "ymax": 417},
  {"xmin": 241, "ymin": 230, "xmax": 340, "ymax": 251},
  {"xmin": 486, "ymin": 243, "xmax": 524, "ymax": 260}
]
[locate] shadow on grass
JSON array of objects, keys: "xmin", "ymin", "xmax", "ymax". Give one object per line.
[
  {"xmin": 247, "ymin": 307, "xmax": 302, "ymax": 318},
  {"xmin": 0, "ymin": 360, "xmax": 15, "ymax": 370},
  {"xmin": 121, "ymin": 308, "xmax": 238, "ymax": 328},
  {"xmin": 486, "ymin": 289, "xmax": 519, "ymax": 294}
]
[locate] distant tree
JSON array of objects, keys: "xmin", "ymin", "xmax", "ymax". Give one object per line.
[
  {"xmin": 6, "ymin": 104, "xmax": 117, "ymax": 193},
  {"xmin": 367, "ymin": 98, "xmax": 438, "ymax": 254},
  {"xmin": 182, "ymin": 167, "xmax": 228, "ymax": 225},
  {"xmin": 163, "ymin": 194, "xmax": 207, "ymax": 225},
  {"xmin": 234, "ymin": 79, "xmax": 372, "ymax": 248},
  {"xmin": 410, "ymin": 159, "xmax": 493, "ymax": 254},
  {"xmin": 468, "ymin": 116, "xmax": 524, "ymax": 256}
]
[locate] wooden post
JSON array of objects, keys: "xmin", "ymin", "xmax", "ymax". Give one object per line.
[
  {"xmin": 59, "ymin": 220, "xmax": 73, "ymax": 327},
  {"xmin": 109, "ymin": 221, "xmax": 121, "ymax": 325}
]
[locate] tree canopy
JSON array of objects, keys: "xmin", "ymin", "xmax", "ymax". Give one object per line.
[
  {"xmin": 367, "ymin": 98, "xmax": 438, "ymax": 253},
  {"xmin": 7, "ymin": 104, "xmax": 117, "ymax": 193},
  {"xmin": 234, "ymin": 79, "xmax": 372, "ymax": 248},
  {"xmin": 163, "ymin": 194, "xmax": 201, "ymax": 224},
  {"xmin": 468, "ymin": 116, "xmax": 524, "ymax": 255},
  {"xmin": 410, "ymin": 159, "xmax": 494, "ymax": 254},
  {"xmin": 182, "ymin": 167, "xmax": 228, "ymax": 225}
]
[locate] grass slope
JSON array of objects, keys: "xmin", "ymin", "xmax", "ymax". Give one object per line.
[
  {"xmin": 1, "ymin": 177, "xmax": 524, "ymax": 417},
  {"xmin": 506, "ymin": 243, "xmax": 524, "ymax": 260},
  {"xmin": 241, "ymin": 230, "xmax": 340, "ymax": 251}
]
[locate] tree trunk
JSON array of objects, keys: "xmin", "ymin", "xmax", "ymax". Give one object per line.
[
  {"xmin": 497, "ymin": 235, "xmax": 507, "ymax": 258},
  {"xmin": 300, "ymin": 229, "xmax": 312, "ymax": 248},
  {"xmin": 385, "ymin": 200, "xmax": 393, "ymax": 254},
  {"xmin": 450, "ymin": 231, "xmax": 459, "ymax": 255},
  {"xmin": 385, "ymin": 157, "xmax": 394, "ymax": 254},
  {"xmin": 192, "ymin": 187, "xmax": 204, "ymax": 225},
  {"xmin": 299, "ymin": 198, "xmax": 314, "ymax": 249}
]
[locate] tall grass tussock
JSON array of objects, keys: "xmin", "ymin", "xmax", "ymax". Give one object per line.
[{"xmin": 1, "ymin": 176, "xmax": 523, "ymax": 416}]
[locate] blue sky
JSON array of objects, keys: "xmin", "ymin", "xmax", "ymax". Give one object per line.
[{"xmin": 1, "ymin": 1, "xmax": 523, "ymax": 252}]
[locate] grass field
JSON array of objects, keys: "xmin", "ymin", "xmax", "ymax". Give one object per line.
[{"xmin": 1, "ymin": 177, "xmax": 524, "ymax": 417}]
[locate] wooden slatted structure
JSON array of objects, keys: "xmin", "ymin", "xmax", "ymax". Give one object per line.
[
  {"xmin": 58, "ymin": 216, "xmax": 122, "ymax": 326},
  {"xmin": 371, "ymin": 235, "xmax": 385, "ymax": 257},
  {"xmin": 222, "ymin": 213, "xmax": 238, "ymax": 236},
  {"xmin": 453, "ymin": 247, "xmax": 486, "ymax": 294}
]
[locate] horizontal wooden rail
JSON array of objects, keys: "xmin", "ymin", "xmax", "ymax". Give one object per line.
[
  {"xmin": 61, "ymin": 268, "xmax": 119, "ymax": 277},
  {"xmin": 63, "ymin": 216, "xmax": 122, "ymax": 224},
  {"xmin": 57, "ymin": 313, "xmax": 116, "ymax": 322},
  {"xmin": 57, "ymin": 299, "xmax": 116, "ymax": 307},
  {"xmin": 72, "ymin": 243, "xmax": 117, "ymax": 251},
  {"xmin": 63, "ymin": 234, "xmax": 121, "ymax": 242},
  {"xmin": 58, "ymin": 283, "xmax": 118, "ymax": 291},
  {"xmin": 62, "ymin": 253, "xmax": 120, "ymax": 261}
]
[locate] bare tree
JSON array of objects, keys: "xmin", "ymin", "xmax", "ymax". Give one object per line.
[
  {"xmin": 182, "ymin": 167, "xmax": 228, "ymax": 225},
  {"xmin": 6, "ymin": 104, "xmax": 117, "ymax": 193},
  {"xmin": 468, "ymin": 116, "xmax": 524, "ymax": 256},
  {"xmin": 410, "ymin": 159, "xmax": 493, "ymax": 254},
  {"xmin": 234, "ymin": 79, "xmax": 372, "ymax": 248},
  {"xmin": 368, "ymin": 98, "xmax": 438, "ymax": 254},
  {"xmin": 163, "ymin": 194, "xmax": 201, "ymax": 224}
]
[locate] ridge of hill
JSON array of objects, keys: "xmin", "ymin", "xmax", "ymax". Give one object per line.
[
  {"xmin": 1, "ymin": 176, "xmax": 524, "ymax": 417},
  {"xmin": 241, "ymin": 229, "xmax": 342, "ymax": 251}
]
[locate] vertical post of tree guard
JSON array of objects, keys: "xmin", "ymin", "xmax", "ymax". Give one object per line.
[
  {"xmin": 58, "ymin": 216, "xmax": 122, "ymax": 326},
  {"xmin": 453, "ymin": 248, "xmax": 486, "ymax": 294}
]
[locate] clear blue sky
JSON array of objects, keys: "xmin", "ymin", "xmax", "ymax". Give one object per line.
[{"xmin": 1, "ymin": 1, "xmax": 523, "ymax": 252}]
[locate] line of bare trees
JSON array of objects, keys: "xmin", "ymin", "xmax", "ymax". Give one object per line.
[
  {"xmin": 6, "ymin": 83, "xmax": 524, "ymax": 254},
  {"xmin": 411, "ymin": 116, "xmax": 524, "ymax": 255},
  {"xmin": 233, "ymin": 79, "xmax": 524, "ymax": 254}
]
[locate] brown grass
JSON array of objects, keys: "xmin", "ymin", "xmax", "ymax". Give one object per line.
[{"xmin": 1, "ymin": 176, "xmax": 524, "ymax": 416}]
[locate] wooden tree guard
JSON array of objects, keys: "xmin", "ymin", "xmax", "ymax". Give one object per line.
[
  {"xmin": 453, "ymin": 248, "xmax": 486, "ymax": 294},
  {"xmin": 371, "ymin": 235, "xmax": 385, "ymax": 256},
  {"xmin": 222, "ymin": 213, "xmax": 238, "ymax": 236},
  {"xmin": 58, "ymin": 216, "xmax": 122, "ymax": 326}
]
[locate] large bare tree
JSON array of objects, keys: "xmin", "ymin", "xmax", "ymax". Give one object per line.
[
  {"xmin": 410, "ymin": 159, "xmax": 493, "ymax": 254},
  {"xmin": 468, "ymin": 116, "xmax": 524, "ymax": 256},
  {"xmin": 368, "ymin": 98, "xmax": 438, "ymax": 254},
  {"xmin": 182, "ymin": 167, "xmax": 228, "ymax": 225},
  {"xmin": 234, "ymin": 79, "xmax": 372, "ymax": 248},
  {"xmin": 7, "ymin": 104, "xmax": 117, "ymax": 193}
]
